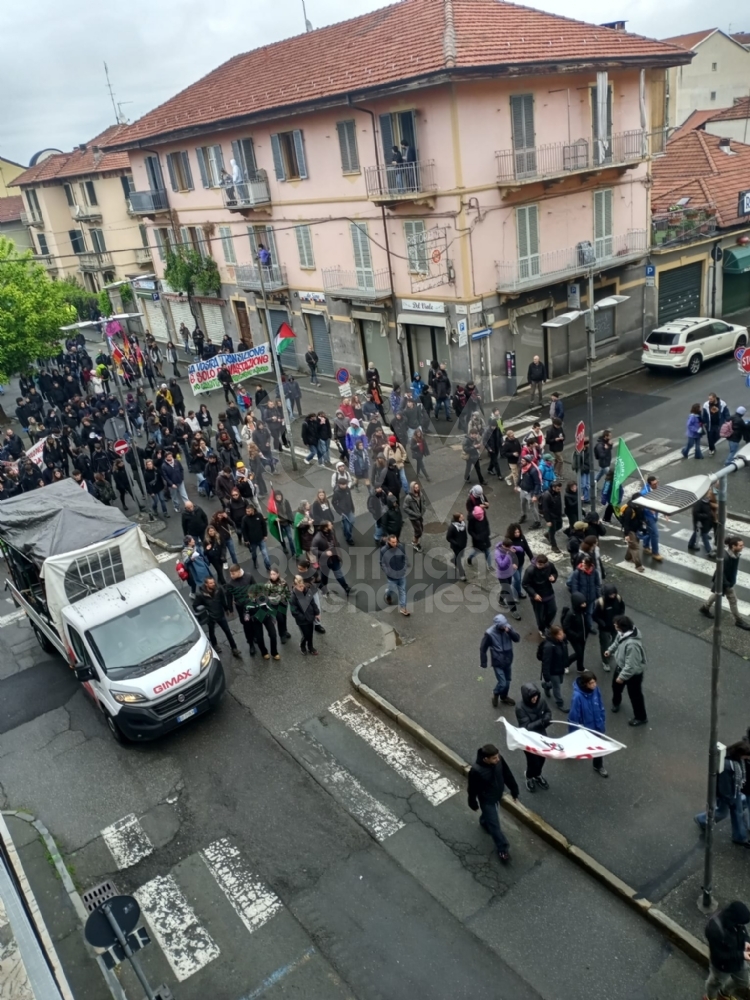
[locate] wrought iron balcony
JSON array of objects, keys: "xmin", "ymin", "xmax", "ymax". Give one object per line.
[
  {"xmin": 495, "ymin": 230, "xmax": 648, "ymax": 293},
  {"xmin": 135, "ymin": 247, "xmax": 153, "ymax": 264},
  {"xmin": 495, "ymin": 130, "xmax": 646, "ymax": 184},
  {"xmin": 21, "ymin": 209, "xmax": 43, "ymax": 228},
  {"xmin": 78, "ymin": 251, "xmax": 114, "ymax": 272},
  {"xmin": 322, "ymin": 266, "xmax": 391, "ymax": 300},
  {"xmin": 652, "ymin": 206, "xmax": 717, "ymax": 248},
  {"xmin": 70, "ymin": 203, "xmax": 102, "ymax": 222},
  {"xmin": 364, "ymin": 160, "xmax": 437, "ymax": 203},
  {"xmin": 221, "ymin": 171, "xmax": 271, "ymax": 211},
  {"xmin": 235, "ymin": 263, "xmax": 288, "ymax": 292},
  {"xmin": 127, "ymin": 190, "xmax": 170, "ymax": 214}
]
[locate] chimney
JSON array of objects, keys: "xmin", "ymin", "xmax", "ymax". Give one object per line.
[{"xmin": 719, "ymin": 137, "xmax": 733, "ymax": 154}]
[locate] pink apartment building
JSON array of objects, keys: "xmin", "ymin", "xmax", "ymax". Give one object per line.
[{"xmin": 106, "ymin": 0, "xmax": 690, "ymax": 390}]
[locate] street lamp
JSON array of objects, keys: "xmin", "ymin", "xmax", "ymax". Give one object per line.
[
  {"xmin": 542, "ymin": 285, "xmax": 629, "ymax": 513},
  {"xmin": 632, "ymin": 442, "xmax": 750, "ymax": 912}
]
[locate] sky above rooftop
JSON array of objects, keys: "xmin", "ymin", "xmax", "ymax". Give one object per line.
[{"xmin": 0, "ymin": 0, "xmax": 742, "ymax": 164}]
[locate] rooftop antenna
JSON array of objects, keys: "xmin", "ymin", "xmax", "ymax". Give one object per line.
[
  {"xmin": 117, "ymin": 101, "xmax": 133, "ymax": 125},
  {"xmin": 104, "ymin": 62, "xmax": 125, "ymax": 124},
  {"xmin": 301, "ymin": 0, "xmax": 313, "ymax": 32}
]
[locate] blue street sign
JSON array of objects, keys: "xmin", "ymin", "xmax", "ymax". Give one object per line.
[
  {"xmin": 645, "ymin": 264, "xmax": 655, "ymax": 278},
  {"xmin": 736, "ymin": 346, "xmax": 747, "ymax": 362},
  {"xmin": 471, "ymin": 328, "xmax": 491, "ymax": 341},
  {"xmin": 335, "ymin": 367, "xmax": 350, "ymax": 384}
]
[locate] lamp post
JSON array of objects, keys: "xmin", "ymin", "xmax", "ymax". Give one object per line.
[
  {"xmin": 256, "ymin": 258, "xmax": 298, "ymax": 472},
  {"xmin": 632, "ymin": 442, "xmax": 750, "ymax": 912}
]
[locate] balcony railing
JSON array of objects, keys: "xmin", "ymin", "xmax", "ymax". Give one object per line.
[
  {"xmin": 128, "ymin": 190, "xmax": 170, "ymax": 214},
  {"xmin": 364, "ymin": 160, "xmax": 437, "ymax": 202},
  {"xmin": 652, "ymin": 206, "xmax": 717, "ymax": 248},
  {"xmin": 32, "ymin": 253, "xmax": 56, "ymax": 270},
  {"xmin": 322, "ymin": 266, "xmax": 391, "ymax": 299},
  {"xmin": 495, "ymin": 230, "xmax": 648, "ymax": 292},
  {"xmin": 78, "ymin": 251, "xmax": 114, "ymax": 272},
  {"xmin": 20, "ymin": 209, "xmax": 43, "ymax": 228},
  {"xmin": 221, "ymin": 171, "xmax": 271, "ymax": 211},
  {"xmin": 70, "ymin": 203, "xmax": 102, "ymax": 222},
  {"xmin": 496, "ymin": 130, "xmax": 646, "ymax": 184},
  {"xmin": 135, "ymin": 247, "xmax": 153, "ymax": 264},
  {"xmin": 235, "ymin": 263, "xmax": 288, "ymax": 291}
]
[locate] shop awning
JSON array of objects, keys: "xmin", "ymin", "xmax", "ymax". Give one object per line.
[
  {"xmin": 723, "ymin": 246, "xmax": 750, "ymax": 274},
  {"xmin": 396, "ymin": 313, "xmax": 446, "ymax": 328}
]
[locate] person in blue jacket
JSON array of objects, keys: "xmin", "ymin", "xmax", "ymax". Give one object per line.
[
  {"xmin": 410, "ymin": 373, "xmax": 425, "ymax": 399},
  {"xmin": 568, "ymin": 670, "xmax": 609, "ymax": 778},
  {"xmin": 639, "ymin": 474, "xmax": 663, "ymax": 561}
]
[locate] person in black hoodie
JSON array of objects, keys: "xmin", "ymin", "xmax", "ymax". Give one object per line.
[
  {"xmin": 593, "ymin": 583, "xmax": 625, "ymax": 671},
  {"xmin": 540, "ymin": 480, "xmax": 563, "ymax": 553},
  {"xmin": 515, "ymin": 683, "xmax": 552, "ymax": 791},
  {"xmin": 500, "ymin": 430, "xmax": 521, "ymax": 488},
  {"xmin": 563, "ymin": 481, "xmax": 580, "ymax": 531},
  {"xmin": 704, "ymin": 900, "xmax": 750, "ymax": 999},
  {"xmin": 467, "ymin": 743, "xmax": 519, "ymax": 863},
  {"xmin": 561, "ymin": 591, "xmax": 589, "ymax": 672},
  {"xmin": 540, "ymin": 624, "xmax": 569, "ymax": 710},
  {"xmin": 523, "ymin": 554, "xmax": 559, "ymax": 635},
  {"xmin": 446, "ymin": 512, "xmax": 468, "ymax": 581}
]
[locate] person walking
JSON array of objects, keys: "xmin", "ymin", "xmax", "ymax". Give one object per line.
[
  {"xmin": 593, "ymin": 583, "xmax": 625, "ymax": 671},
  {"xmin": 467, "ymin": 743, "xmax": 519, "ymax": 863},
  {"xmin": 681, "ymin": 403, "xmax": 705, "ymax": 460},
  {"xmin": 500, "ymin": 430, "xmax": 521, "ymax": 488},
  {"xmin": 267, "ymin": 568, "xmax": 292, "ymax": 644},
  {"xmin": 568, "ymin": 671, "xmax": 609, "ymax": 777},
  {"xmin": 271, "ymin": 489, "xmax": 296, "ymax": 555},
  {"xmin": 638, "ymin": 474, "xmax": 663, "ymax": 562},
  {"xmin": 312, "ymin": 521, "xmax": 353, "ymax": 597},
  {"xmin": 605, "ymin": 615, "xmax": 647, "ymax": 726},
  {"xmin": 305, "ymin": 347, "xmax": 319, "ymax": 385},
  {"xmin": 594, "ymin": 430, "xmax": 613, "ymax": 487},
  {"xmin": 523, "ymin": 554, "xmax": 559, "ymax": 636},
  {"xmin": 725, "ymin": 406, "xmax": 749, "ymax": 466},
  {"xmin": 515, "ymin": 684, "xmax": 552, "ymax": 792},
  {"xmin": 446, "ymin": 512, "xmax": 468, "ymax": 582},
  {"xmin": 518, "ymin": 457, "xmax": 542, "ymax": 528},
  {"xmin": 193, "ymin": 578, "xmax": 242, "ymax": 658},
  {"xmin": 572, "ymin": 441, "xmax": 591, "ymax": 505},
  {"xmin": 402, "ymin": 481, "xmax": 424, "ymax": 553},
  {"xmin": 380, "ymin": 534, "xmax": 410, "ymax": 615},
  {"xmin": 494, "ymin": 537, "xmax": 522, "ymax": 620},
  {"xmin": 540, "ymin": 624, "xmax": 569, "ymax": 711},
  {"xmin": 545, "ymin": 419, "xmax": 566, "ymax": 479},
  {"xmin": 566, "ymin": 555, "xmax": 601, "ymax": 635},
  {"xmin": 561, "ymin": 591, "xmax": 590, "ymax": 673},
  {"xmin": 241, "ymin": 505, "xmax": 271, "ymax": 571},
  {"xmin": 331, "ymin": 478, "xmax": 356, "ymax": 546},
  {"xmin": 480, "ymin": 613, "xmax": 519, "ymax": 708},
  {"xmin": 688, "ymin": 492, "xmax": 716, "ymax": 557},
  {"xmin": 462, "ymin": 430, "xmax": 485, "ymax": 485},
  {"xmin": 695, "ymin": 741, "xmax": 750, "ymax": 847},
  {"xmin": 144, "ymin": 458, "xmax": 169, "ymax": 519},
  {"xmin": 302, "ymin": 413, "xmax": 320, "ymax": 466},
  {"xmin": 467, "ymin": 506, "xmax": 492, "ymax": 571},
  {"xmin": 701, "ymin": 393, "xmax": 730, "ymax": 455},
  {"xmin": 290, "ymin": 575, "xmax": 320, "ymax": 654},
  {"xmin": 527, "ymin": 355, "xmax": 547, "ymax": 406},
  {"xmin": 700, "ymin": 536, "xmax": 750, "ymax": 630},
  {"xmin": 410, "ymin": 428, "xmax": 431, "ymax": 481},
  {"xmin": 161, "ymin": 453, "xmax": 188, "ymax": 512},
  {"xmin": 540, "ymin": 479, "xmax": 564, "ymax": 553},
  {"xmin": 702, "ymin": 900, "xmax": 750, "ymax": 1000}
]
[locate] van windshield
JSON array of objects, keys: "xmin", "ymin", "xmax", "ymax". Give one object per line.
[
  {"xmin": 646, "ymin": 331, "xmax": 679, "ymax": 346},
  {"xmin": 86, "ymin": 592, "xmax": 200, "ymax": 679}
]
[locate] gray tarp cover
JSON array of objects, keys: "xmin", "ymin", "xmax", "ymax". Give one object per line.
[{"xmin": 0, "ymin": 479, "xmax": 132, "ymax": 567}]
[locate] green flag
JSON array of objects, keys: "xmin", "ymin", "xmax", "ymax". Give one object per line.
[{"xmin": 612, "ymin": 438, "xmax": 639, "ymax": 504}]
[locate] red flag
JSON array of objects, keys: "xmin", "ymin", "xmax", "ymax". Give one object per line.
[{"xmin": 122, "ymin": 331, "xmax": 131, "ymax": 357}]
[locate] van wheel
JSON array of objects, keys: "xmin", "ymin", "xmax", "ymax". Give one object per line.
[
  {"xmin": 105, "ymin": 712, "xmax": 128, "ymax": 744},
  {"xmin": 31, "ymin": 622, "xmax": 55, "ymax": 655},
  {"xmin": 688, "ymin": 354, "xmax": 702, "ymax": 375}
]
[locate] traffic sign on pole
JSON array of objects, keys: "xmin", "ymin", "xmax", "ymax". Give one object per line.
[
  {"xmin": 113, "ymin": 439, "xmax": 129, "ymax": 456},
  {"xmin": 575, "ymin": 421, "xmax": 586, "ymax": 453},
  {"xmin": 335, "ymin": 368, "xmax": 350, "ymax": 384},
  {"xmin": 737, "ymin": 351, "xmax": 750, "ymax": 374}
]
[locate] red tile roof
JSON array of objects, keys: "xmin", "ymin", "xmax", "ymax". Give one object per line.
[
  {"xmin": 112, "ymin": 0, "xmax": 691, "ymax": 147},
  {"xmin": 11, "ymin": 125, "xmax": 131, "ymax": 187},
  {"xmin": 0, "ymin": 195, "xmax": 24, "ymax": 223},
  {"xmin": 707, "ymin": 96, "xmax": 750, "ymax": 122},
  {"xmin": 669, "ymin": 108, "xmax": 717, "ymax": 141},
  {"xmin": 652, "ymin": 131, "xmax": 750, "ymax": 227},
  {"xmin": 662, "ymin": 29, "xmax": 716, "ymax": 50},
  {"xmin": 733, "ymin": 32, "xmax": 750, "ymax": 46}
]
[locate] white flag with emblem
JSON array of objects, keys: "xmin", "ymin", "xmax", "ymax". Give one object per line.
[{"xmin": 499, "ymin": 718, "xmax": 625, "ymax": 759}]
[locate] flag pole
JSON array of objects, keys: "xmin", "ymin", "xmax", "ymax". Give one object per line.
[{"xmin": 257, "ymin": 258, "xmax": 298, "ymax": 471}]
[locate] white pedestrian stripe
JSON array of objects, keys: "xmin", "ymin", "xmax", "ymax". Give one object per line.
[
  {"xmin": 640, "ymin": 449, "xmax": 686, "ymax": 473},
  {"xmin": 287, "ymin": 731, "xmax": 404, "ymax": 841},
  {"xmin": 136, "ymin": 874, "xmax": 220, "ymax": 981},
  {"xmin": 329, "ymin": 696, "xmax": 458, "ymax": 806},
  {"xmin": 201, "ymin": 840, "xmax": 282, "ymax": 935},
  {"xmin": 0, "ymin": 610, "xmax": 27, "ymax": 628},
  {"xmin": 616, "ymin": 561, "xmax": 750, "ymax": 617},
  {"xmin": 155, "ymin": 551, "xmax": 177, "ymax": 564},
  {"xmin": 655, "ymin": 545, "xmax": 750, "ymax": 590},
  {"xmin": 101, "ymin": 814, "xmax": 154, "ymax": 870},
  {"xmin": 618, "ymin": 432, "xmax": 642, "ymax": 443}
]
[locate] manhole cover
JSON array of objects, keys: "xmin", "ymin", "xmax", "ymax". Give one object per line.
[{"xmin": 82, "ymin": 879, "xmax": 119, "ymax": 914}]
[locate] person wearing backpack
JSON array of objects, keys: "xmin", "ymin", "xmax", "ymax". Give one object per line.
[
  {"xmin": 593, "ymin": 583, "xmax": 625, "ymax": 670},
  {"xmin": 539, "ymin": 624, "xmax": 569, "ymax": 711},
  {"xmin": 725, "ymin": 406, "xmax": 750, "ymax": 466}
]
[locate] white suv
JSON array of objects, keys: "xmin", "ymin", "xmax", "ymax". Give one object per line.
[{"xmin": 642, "ymin": 317, "xmax": 748, "ymax": 375}]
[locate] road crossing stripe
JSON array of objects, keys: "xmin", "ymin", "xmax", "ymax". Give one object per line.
[
  {"xmin": 672, "ymin": 528, "xmax": 750, "ymax": 553},
  {"xmin": 616, "ymin": 561, "xmax": 750, "ymax": 617},
  {"xmin": 328, "ymin": 695, "xmax": 459, "ymax": 806},
  {"xmin": 618, "ymin": 432, "xmax": 642, "ymax": 443},
  {"xmin": 135, "ymin": 874, "xmax": 220, "ymax": 981},
  {"xmin": 0, "ymin": 610, "xmax": 27, "ymax": 628},
  {"xmin": 101, "ymin": 814, "xmax": 154, "ymax": 870},
  {"xmin": 286, "ymin": 730, "xmax": 404, "ymax": 841},
  {"xmin": 201, "ymin": 839, "xmax": 282, "ymax": 935},
  {"xmin": 640, "ymin": 449, "xmax": 686, "ymax": 473},
  {"xmin": 656, "ymin": 545, "xmax": 750, "ymax": 590}
]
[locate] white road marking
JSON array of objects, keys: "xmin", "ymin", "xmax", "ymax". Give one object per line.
[
  {"xmin": 640, "ymin": 449, "xmax": 686, "ymax": 473},
  {"xmin": 0, "ymin": 610, "xmax": 27, "ymax": 628},
  {"xmin": 672, "ymin": 524, "xmax": 750, "ymax": 548},
  {"xmin": 616, "ymin": 561, "xmax": 750, "ymax": 617},
  {"xmin": 655, "ymin": 545, "xmax": 750, "ymax": 590},
  {"xmin": 510, "ymin": 418, "xmax": 552, "ymax": 440},
  {"xmin": 201, "ymin": 839, "xmax": 282, "ymax": 935},
  {"xmin": 618, "ymin": 432, "xmax": 642, "ymax": 443},
  {"xmin": 136, "ymin": 874, "xmax": 220, "ymax": 981},
  {"xmin": 155, "ymin": 551, "xmax": 177, "ymax": 564},
  {"xmin": 288, "ymin": 732, "xmax": 404, "ymax": 841},
  {"xmin": 101, "ymin": 814, "xmax": 154, "ymax": 869},
  {"xmin": 328, "ymin": 696, "xmax": 459, "ymax": 806}
]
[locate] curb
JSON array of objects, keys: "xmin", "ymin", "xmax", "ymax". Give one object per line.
[
  {"xmin": 2, "ymin": 810, "xmax": 128, "ymax": 1000},
  {"xmin": 350, "ymin": 660, "xmax": 710, "ymax": 969}
]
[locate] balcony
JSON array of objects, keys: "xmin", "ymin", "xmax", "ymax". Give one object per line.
[
  {"xmin": 495, "ymin": 230, "xmax": 648, "ymax": 293},
  {"xmin": 235, "ymin": 263, "xmax": 288, "ymax": 292},
  {"xmin": 652, "ymin": 205, "xmax": 717, "ymax": 249},
  {"xmin": 21, "ymin": 209, "xmax": 43, "ymax": 228},
  {"xmin": 221, "ymin": 172, "xmax": 271, "ymax": 212},
  {"xmin": 322, "ymin": 266, "xmax": 391, "ymax": 300},
  {"xmin": 364, "ymin": 160, "xmax": 437, "ymax": 204},
  {"xmin": 78, "ymin": 251, "xmax": 114, "ymax": 272},
  {"xmin": 135, "ymin": 247, "xmax": 153, "ymax": 265},
  {"xmin": 496, "ymin": 130, "xmax": 646, "ymax": 186},
  {"xmin": 32, "ymin": 254, "xmax": 57, "ymax": 273},
  {"xmin": 70, "ymin": 203, "xmax": 102, "ymax": 222},
  {"xmin": 128, "ymin": 190, "xmax": 170, "ymax": 215}
]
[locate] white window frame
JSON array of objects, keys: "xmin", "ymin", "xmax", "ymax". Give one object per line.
[
  {"xmin": 516, "ymin": 205, "xmax": 539, "ymax": 280},
  {"xmin": 593, "ymin": 189, "xmax": 613, "ymax": 260}
]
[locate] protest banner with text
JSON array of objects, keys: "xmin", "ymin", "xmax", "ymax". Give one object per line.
[{"xmin": 188, "ymin": 344, "xmax": 273, "ymax": 395}]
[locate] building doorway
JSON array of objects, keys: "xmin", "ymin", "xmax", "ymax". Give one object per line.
[
  {"xmin": 358, "ymin": 317, "xmax": 393, "ymax": 385},
  {"xmin": 514, "ymin": 313, "xmax": 546, "ymax": 385},
  {"xmin": 404, "ymin": 325, "xmax": 448, "ymax": 382},
  {"xmin": 305, "ymin": 312, "xmax": 334, "ymax": 376},
  {"xmin": 234, "ymin": 299, "xmax": 253, "ymax": 347}
]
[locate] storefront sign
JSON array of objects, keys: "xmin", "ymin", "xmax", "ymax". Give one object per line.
[
  {"xmin": 645, "ymin": 264, "xmax": 655, "ymax": 287},
  {"xmin": 454, "ymin": 305, "xmax": 468, "ymax": 315},
  {"xmin": 401, "ymin": 299, "xmax": 445, "ymax": 314},
  {"xmin": 299, "ymin": 291, "xmax": 327, "ymax": 304},
  {"xmin": 188, "ymin": 344, "xmax": 273, "ymax": 395},
  {"xmin": 457, "ymin": 318, "xmax": 468, "ymax": 347},
  {"xmin": 469, "ymin": 302, "xmax": 483, "ymax": 315}
]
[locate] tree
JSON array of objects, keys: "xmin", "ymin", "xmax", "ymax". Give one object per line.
[
  {"xmin": 164, "ymin": 246, "xmax": 221, "ymax": 326},
  {"xmin": 58, "ymin": 275, "xmax": 101, "ymax": 321},
  {"xmin": 0, "ymin": 239, "xmax": 77, "ymax": 383}
]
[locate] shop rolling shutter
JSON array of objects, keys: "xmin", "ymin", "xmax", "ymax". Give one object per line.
[
  {"xmin": 142, "ymin": 297, "xmax": 170, "ymax": 343},
  {"xmin": 722, "ymin": 273, "xmax": 750, "ymax": 316},
  {"xmin": 658, "ymin": 262, "xmax": 703, "ymax": 324},
  {"xmin": 307, "ymin": 313, "xmax": 334, "ymax": 376},
  {"xmin": 202, "ymin": 304, "xmax": 227, "ymax": 345},
  {"xmin": 169, "ymin": 299, "xmax": 194, "ymax": 335}
]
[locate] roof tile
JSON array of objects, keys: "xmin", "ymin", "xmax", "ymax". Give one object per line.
[
  {"xmin": 0, "ymin": 195, "xmax": 24, "ymax": 223},
  {"xmin": 707, "ymin": 96, "xmax": 750, "ymax": 122},
  {"xmin": 11, "ymin": 125, "xmax": 131, "ymax": 187},
  {"xmin": 661, "ymin": 29, "xmax": 716, "ymax": 50}
]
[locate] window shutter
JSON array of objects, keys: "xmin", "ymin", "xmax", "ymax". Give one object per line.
[
  {"xmin": 154, "ymin": 229, "xmax": 165, "ymax": 262},
  {"xmin": 295, "ymin": 225, "xmax": 314, "ymax": 268},
  {"xmin": 351, "ymin": 222, "xmax": 373, "ymax": 289},
  {"xmin": 242, "ymin": 139, "xmax": 257, "ymax": 176},
  {"xmin": 603, "ymin": 189, "xmax": 612, "ymax": 238},
  {"xmin": 404, "ymin": 220, "xmax": 427, "ymax": 273},
  {"xmin": 195, "ymin": 147, "xmax": 210, "ymax": 188},
  {"xmin": 247, "ymin": 226, "xmax": 260, "ymax": 259},
  {"xmin": 180, "ymin": 226, "xmax": 190, "ymax": 247},
  {"xmin": 527, "ymin": 204, "xmax": 539, "ymax": 256},
  {"xmin": 510, "ymin": 95, "xmax": 534, "ymax": 149},
  {"xmin": 213, "ymin": 145, "xmax": 225, "ymax": 175},
  {"xmin": 264, "ymin": 227, "xmax": 279, "ymax": 266},
  {"xmin": 120, "ymin": 176, "xmax": 132, "ymax": 201},
  {"xmin": 37, "ymin": 233, "xmax": 48, "ymax": 255},
  {"xmin": 516, "ymin": 208, "xmax": 529, "ymax": 260},
  {"xmin": 86, "ymin": 181, "xmax": 98, "ymax": 206},
  {"xmin": 592, "ymin": 87, "xmax": 613, "ymax": 141},
  {"xmin": 166, "ymin": 154, "xmax": 178, "ymax": 192},
  {"xmin": 516, "ymin": 206, "xmax": 539, "ymax": 278},
  {"xmin": 180, "ymin": 152, "xmax": 193, "ymax": 190},
  {"xmin": 231, "ymin": 140, "xmax": 242, "ymax": 174},
  {"xmin": 139, "ymin": 224, "xmax": 148, "ymax": 247},
  {"xmin": 336, "ymin": 121, "xmax": 359, "ymax": 173},
  {"xmin": 379, "ymin": 113, "xmax": 394, "ymax": 162},
  {"xmin": 292, "ymin": 130, "xmax": 307, "ymax": 179},
  {"xmin": 270, "ymin": 134, "xmax": 285, "ymax": 180},
  {"xmin": 219, "ymin": 226, "xmax": 236, "ymax": 264}
]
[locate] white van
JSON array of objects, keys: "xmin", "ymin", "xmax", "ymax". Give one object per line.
[{"xmin": 642, "ymin": 317, "xmax": 747, "ymax": 375}]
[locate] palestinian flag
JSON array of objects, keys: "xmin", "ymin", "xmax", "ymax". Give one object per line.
[
  {"xmin": 274, "ymin": 322, "xmax": 296, "ymax": 355},
  {"xmin": 267, "ymin": 489, "xmax": 281, "ymax": 543}
]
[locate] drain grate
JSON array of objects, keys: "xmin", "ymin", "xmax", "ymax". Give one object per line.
[{"xmin": 81, "ymin": 879, "xmax": 119, "ymax": 913}]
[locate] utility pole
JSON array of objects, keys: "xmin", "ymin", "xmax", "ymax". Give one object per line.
[
  {"xmin": 104, "ymin": 63, "xmax": 121, "ymax": 124},
  {"xmin": 256, "ymin": 262, "xmax": 298, "ymax": 472}
]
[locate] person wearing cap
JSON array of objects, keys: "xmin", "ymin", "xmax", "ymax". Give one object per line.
[
  {"xmin": 383, "ymin": 435, "xmax": 408, "ymax": 492},
  {"xmin": 725, "ymin": 405, "xmax": 750, "ymax": 466},
  {"xmin": 467, "ymin": 741, "xmax": 519, "ymax": 863},
  {"xmin": 703, "ymin": 899, "xmax": 750, "ymax": 1000}
]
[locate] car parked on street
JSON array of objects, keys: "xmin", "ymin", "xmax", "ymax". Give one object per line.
[{"xmin": 642, "ymin": 317, "xmax": 748, "ymax": 375}]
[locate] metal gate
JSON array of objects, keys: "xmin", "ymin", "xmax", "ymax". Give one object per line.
[
  {"xmin": 142, "ymin": 297, "xmax": 170, "ymax": 342},
  {"xmin": 658, "ymin": 263, "xmax": 702, "ymax": 324},
  {"xmin": 306, "ymin": 312, "xmax": 334, "ymax": 376},
  {"xmin": 201, "ymin": 304, "xmax": 226, "ymax": 345},
  {"xmin": 168, "ymin": 299, "xmax": 194, "ymax": 337},
  {"xmin": 723, "ymin": 272, "xmax": 750, "ymax": 316}
]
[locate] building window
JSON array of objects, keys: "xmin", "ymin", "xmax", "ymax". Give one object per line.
[
  {"xmin": 510, "ymin": 94, "xmax": 536, "ymax": 175},
  {"xmin": 710, "ymin": 91, "xmax": 717, "ymax": 101},
  {"xmin": 247, "ymin": 225, "xmax": 278, "ymax": 266},
  {"xmin": 139, "ymin": 224, "xmax": 149, "ymax": 248},
  {"xmin": 219, "ymin": 226, "xmax": 237, "ymax": 265},
  {"xmin": 166, "ymin": 151, "xmax": 194, "ymax": 192},
  {"xmin": 195, "ymin": 145, "xmax": 225, "ymax": 188},
  {"xmin": 336, "ymin": 120, "xmax": 360, "ymax": 174},
  {"xmin": 153, "ymin": 227, "xmax": 175, "ymax": 261},
  {"xmin": 180, "ymin": 226, "xmax": 209, "ymax": 258},
  {"xmin": 90, "ymin": 229, "xmax": 106, "ymax": 254},
  {"xmin": 270, "ymin": 130, "xmax": 308, "ymax": 181},
  {"xmin": 230, "ymin": 139, "xmax": 257, "ymax": 179},
  {"xmin": 515, "ymin": 205, "xmax": 539, "ymax": 279},
  {"xmin": 594, "ymin": 189, "xmax": 613, "ymax": 259},
  {"xmin": 378, "ymin": 111, "xmax": 417, "ymax": 163},
  {"xmin": 712, "ymin": 62, "xmax": 718, "ymax": 71},
  {"xmin": 69, "ymin": 229, "xmax": 86, "ymax": 254},
  {"xmin": 63, "ymin": 184, "xmax": 75, "ymax": 207},
  {"xmin": 295, "ymin": 225, "xmax": 315, "ymax": 269},
  {"xmin": 350, "ymin": 221, "xmax": 374, "ymax": 289},
  {"xmin": 404, "ymin": 220, "xmax": 428, "ymax": 273},
  {"xmin": 26, "ymin": 189, "xmax": 42, "ymax": 218},
  {"xmin": 80, "ymin": 180, "xmax": 97, "ymax": 206},
  {"xmin": 145, "ymin": 155, "xmax": 165, "ymax": 192},
  {"xmin": 37, "ymin": 233, "xmax": 49, "ymax": 255}
]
